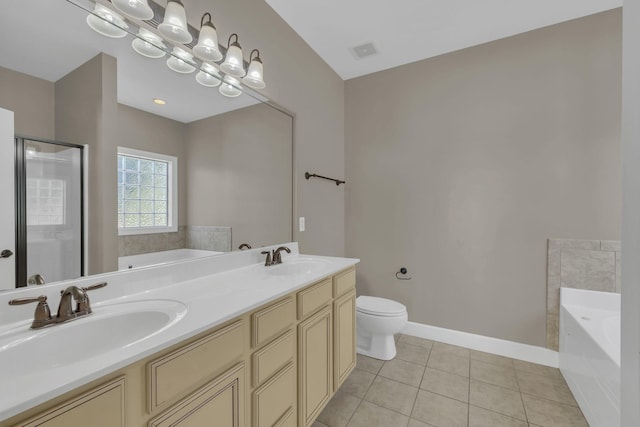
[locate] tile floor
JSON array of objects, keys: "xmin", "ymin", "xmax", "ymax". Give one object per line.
[{"xmin": 312, "ymin": 335, "xmax": 588, "ymax": 427}]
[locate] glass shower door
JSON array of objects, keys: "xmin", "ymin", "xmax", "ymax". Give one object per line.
[{"xmin": 17, "ymin": 138, "xmax": 84, "ymax": 286}]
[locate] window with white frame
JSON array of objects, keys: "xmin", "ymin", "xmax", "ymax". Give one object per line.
[{"xmin": 117, "ymin": 147, "xmax": 177, "ymax": 235}]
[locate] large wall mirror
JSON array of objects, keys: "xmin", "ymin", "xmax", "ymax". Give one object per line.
[{"xmin": 0, "ymin": 0, "xmax": 293, "ymax": 290}]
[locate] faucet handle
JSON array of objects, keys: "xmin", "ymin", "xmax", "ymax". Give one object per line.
[
  {"xmin": 261, "ymin": 251, "xmax": 272, "ymax": 266},
  {"xmin": 8, "ymin": 295, "xmax": 53, "ymax": 329},
  {"xmin": 77, "ymin": 282, "xmax": 107, "ymax": 314}
]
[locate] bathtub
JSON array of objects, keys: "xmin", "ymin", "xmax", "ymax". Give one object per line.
[
  {"xmin": 118, "ymin": 249, "xmax": 224, "ymax": 270},
  {"xmin": 559, "ymin": 287, "xmax": 620, "ymax": 427}
]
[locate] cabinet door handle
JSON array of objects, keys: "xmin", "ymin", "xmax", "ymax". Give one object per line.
[{"xmin": 0, "ymin": 249, "xmax": 13, "ymax": 259}]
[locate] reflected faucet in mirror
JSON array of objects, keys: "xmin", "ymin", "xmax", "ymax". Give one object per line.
[
  {"xmin": 238, "ymin": 243, "xmax": 252, "ymax": 250},
  {"xmin": 27, "ymin": 274, "xmax": 46, "ymax": 286}
]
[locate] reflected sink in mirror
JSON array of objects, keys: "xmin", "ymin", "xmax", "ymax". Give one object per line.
[
  {"xmin": 0, "ymin": 299, "xmax": 187, "ymax": 377},
  {"xmin": 268, "ymin": 257, "xmax": 332, "ymax": 276}
]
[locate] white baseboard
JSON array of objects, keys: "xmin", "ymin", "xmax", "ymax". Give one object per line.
[{"xmin": 402, "ymin": 321, "xmax": 559, "ymax": 368}]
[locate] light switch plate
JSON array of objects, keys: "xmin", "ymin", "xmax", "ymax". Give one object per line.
[{"xmin": 299, "ymin": 217, "xmax": 305, "ymax": 232}]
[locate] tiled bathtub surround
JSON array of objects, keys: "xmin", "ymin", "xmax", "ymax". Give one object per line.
[
  {"xmin": 118, "ymin": 225, "xmax": 232, "ymax": 256},
  {"xmin": 546, "ymin": 238, "xmax": 621, "ymax": 350}
]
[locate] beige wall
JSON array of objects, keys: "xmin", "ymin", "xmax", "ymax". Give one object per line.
[
  {"xmin": 345, "ymin": 10, "xmax": 622, "ymax": 346},
  {"xmin": 116, "ymin": 104, "xmax": 187, "ymax": 226},
  {"xmin": 187, "ymin": 0, "xmax": 345, "ymax": 256},
  {"xmin": 621, "ymin": 0, "xmax": 640, "ymax": 423},
  {"xmin": 0, "ymin": 65, "xmax": 55, "ymax": 139},
  {"xmin": 55, "ymin": 54, "xmax": 119, "ymax": 275},
  {"xmin": 186, "ymin": 103, "xmax": 292, "ymax": 250}
]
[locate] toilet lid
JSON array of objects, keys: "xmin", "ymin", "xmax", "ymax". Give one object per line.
[{"xmin": 356, "ymin": 296, "xmax": 407, "ymax": 316}]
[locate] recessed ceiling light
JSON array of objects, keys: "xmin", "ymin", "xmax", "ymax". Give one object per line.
[
  {"xmin": 350, "ymin": 42, "xmax": 378, "ymax": 59},
  {"xmin": 153, "ymin": 98, "xmax": 167, "ymax": 105}
]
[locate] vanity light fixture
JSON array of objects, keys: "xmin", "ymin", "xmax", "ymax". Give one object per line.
[
  {"xmin": 166, "ymin": 47, "xmax": 196, "ymax": 73},
  {"xmin": 193, "ymin": 13, "xmax": 223, "ymax": 62},
  {"xmin": 196, "ymin": 63, "xmax": 222, "ymax": 87},
  {"xmin": 86, "ymin": 3, "xmax": 128, "ymax": 38},
  {"xmin": 220, "ymin": 34, "xmax": 246, "ymax": 78},
  {"xmin": 242, "ymin": 49, "xmax": 265, "ymax": 89},
  {"xmin": 153, "ymin": 98, "xmax": 167, "ymax": 105},
  {"xmin": 158, "ymin": 0, "xmax": 192, "ymax": 44},
  {"xmin": 219, "ymin": 75, "xmax": 242, "ymax": 97},
  {"xmin": 131, "ymin": 28, "xmax": 166, "ymax": 58},
  {"xmin": 111, "ymin": 0, "xmax": 154, "ymax": 20}
]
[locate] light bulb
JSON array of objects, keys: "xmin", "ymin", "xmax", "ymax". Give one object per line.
[
  {"xmin": 220, "ymin": 34, "xmax": 246, "ymax": 77},
  {"xmin": 132, "ymin": 28, "xmax": 166, "ymax": 59},
  {"xmin": 86, "ymin": 4, "xmax": 128, "ymax": 38},
  {"xmin": 166, "ymin": 47, "xmax": 196, "ymax": 74},
  {"xmin": 219, "ymin": 75, "xmax": 242, "ymax": 97},
  {"xmin": 194, "ymin": 13, "xmax": 223, "ymax": 62},
  {"xmin": 158, "ymin": 0, "xmax": 192, "ymax": 44},
  {"xmin": 112, "ymin": 0, "xmax": 154, "ymax": 20},
  {"xmin": 196, "ymin": 63, "xmax": 222, "ymax": 87}
]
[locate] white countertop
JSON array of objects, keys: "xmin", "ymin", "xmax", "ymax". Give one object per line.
[{"xmin": 0, "ymin": 243, "xmax": 359, "ymax": 421}]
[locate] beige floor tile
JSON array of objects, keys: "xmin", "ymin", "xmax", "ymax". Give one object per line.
[
  {"xmin": 396, "ymin": 341, "xmax": 431, "ymax": 366},
  {"xmin": 470, "ymin": 350, "xmax": 514, "ymax": 368},
  {"xmin": 431, "ymin": 342, "xmax": 470, "ymax": 359},
  {"xmin": 513, "ymin": 359, "xmax": 563, "ymax": 380},
  {"xmin": 408, "ymin": 419, "xmax": 436, "ymax": 427},
  {"xmin": 420, "ymin": 367, "xmax": 469, "ymax": 402},
  {"xmin": 312, "ymin": 422, "xmax": 330, "ymax": 427},
  {"xmin": 522, "ymin": 394, "xmax": 588, "ymax": 427},
  {"xmin": 340, "ymin": 368, "xmax": 376, "ymax": 398},
  {"xmin": 356, "ymin": 354, "xmax": 384, "ymax": 374},
  {"xmin": 364, "ymin": 376, "xmax": 419, "ymax": 415},
  {"xmin": 468, "ymin": 405, "xmax": 528, "ymax": 427},
  {"xmin": 317, "ymin": 391, "xmax": 361, "ymax": 427},
  {"xmin": 411, "ymin": 390, "xmax": 468, "ymax": 427},
  {"xmin": 470, "ymin": 359, "xmax": 519, "ymax": 391},
  {"xmin": 398, "ymin": 334, "xmax": 434, "ymax": 349},
  {"xmin": 516, "ymin": 370, "xmax": 577, "ymax": 406},
  {"xmin": 346, "ymin": 401, "xmax": 409, "ymax": 427},
  {"xmin": 427, "ymin": 351, "xmax": 470, "ymax": 377},
  {"xmin": 469, "ymin": 380, "xmax": 526, "ymax": 421},
  {"xmin": 378, "ymin": 358, "xmax": 426, "ymax": 387}
]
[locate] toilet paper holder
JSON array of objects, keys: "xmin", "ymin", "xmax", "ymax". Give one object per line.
[{"xmin": 396, "ymin": 267, "xmax": 411, "ymax": 280}]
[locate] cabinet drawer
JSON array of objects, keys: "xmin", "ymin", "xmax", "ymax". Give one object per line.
[
  {"xmin": 17, "ymin": 377, "xmax": 125, "ymax": 427},
  {"xmin": 333, "ymin": 268, "xmax": 356, "ymax": 297},
  {"xmin": 252, "ymin": 330, "xmax": 295, "ymax": 387},
  {"xmin": 297, "ymin": 278, "xmax": 332, "ymax": 319},
  {"xmin": 252, "ymin": 297, "xmax": 295, "ymax": 348},
  {"xmin": 252, "ymin": 362, "xmax": 296, "ymax": 427},
  {"xmin": 148, "ymin": 320, "xmax": 244, "ymax": 412},
  {"xmin": 149, "ymin": 363, "xmax": 244, "ymax": 427}
]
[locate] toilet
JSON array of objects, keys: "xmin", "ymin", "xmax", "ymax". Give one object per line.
[{"xmin": 356, "ymin": 296, "xmax": 408, "ymax": 360}]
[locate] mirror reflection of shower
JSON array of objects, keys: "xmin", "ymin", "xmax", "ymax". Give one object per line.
[{"xmin": 15, "ymin": 138, "xmax": 84, "ymax": 287}]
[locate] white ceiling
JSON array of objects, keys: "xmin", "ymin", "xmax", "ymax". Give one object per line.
[
  {"xmin": 0, "ymin": 0, "xmax": 262, "ymax": 123},
  {"xmin": 265, "ymin": 0, "xmax": 622, "ymax": 80}
]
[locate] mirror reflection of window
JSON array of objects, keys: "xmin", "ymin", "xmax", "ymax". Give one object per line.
[
  {"xmin": 117, "ymin": 147, "xmax": 177, "ymax": 235},
  {"xmin": 26, "ymin": 178, "xmax": 66, "ymax": 226}
]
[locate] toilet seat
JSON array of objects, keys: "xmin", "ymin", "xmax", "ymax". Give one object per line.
[{"xmin": 356, "ymin": 296, "xmax": 406, "ymax": 317}]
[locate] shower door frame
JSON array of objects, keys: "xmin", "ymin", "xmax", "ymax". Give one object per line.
[{"xmin": 14, "ymin": 136, "xmax": 85, "ymax": 287}]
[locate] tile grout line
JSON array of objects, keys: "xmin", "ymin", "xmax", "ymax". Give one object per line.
[{"xmin": 513, "ymin": 367, "xmax": 529, "ymax": 424}]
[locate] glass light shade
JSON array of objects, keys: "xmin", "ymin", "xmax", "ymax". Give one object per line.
[
  {"xmin": 196, "ymin": 63, "xmax": 221, "ymax": 87},
  {"xmin": 86, "ymin": 4, "xmax": 128, "ymax": 38},
  {"xmin": 166, "ymin": 47, "xmax": 196, "ymax": 74},
  {"xmin": 220, "ymin": 44, "xmax": 246, "ymax": 77},
  {"xmin": 194, "ymin": 24, "xmax": 223, "ymax": 62},
  {"xmin": 242, "ymin": 58, "xmax": 265, "ymax": 89},
  {"xmin": 131, "ymin": 28, "xmax": 166, "ymax": 59},
  {"xmin": 219, "ymin": 76, "xmax": 242, "ymax": 97},
  {"xmin": 112, "ymin": 0, "xmax": 154, "ymax": 20},
  {"xmin": 157, "ymin": 0, "xmax": 192, "ymax": 44}
]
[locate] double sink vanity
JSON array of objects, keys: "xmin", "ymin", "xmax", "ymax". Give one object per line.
[{"xmin": 0, "ymin": 243, "xmax": 359, "ymax": 427}]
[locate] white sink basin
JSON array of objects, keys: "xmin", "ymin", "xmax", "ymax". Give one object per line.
[
  {"xmin": 268, "ymin": 257, "xmax": 332, "ymax": 276},
  {"xmin": 0, "ymin": 299, "xmax": 187, "ymax": 377}
]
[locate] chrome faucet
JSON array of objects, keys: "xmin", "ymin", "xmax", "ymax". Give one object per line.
[
  {"xmin": 272, "ymin": 246, "xmax": 291, "ymax": 265},
  {"xmin": 8, "ymin": 282, "xmax": 108, "ymax": 329}
]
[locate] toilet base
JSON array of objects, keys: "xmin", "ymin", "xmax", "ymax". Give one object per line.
[{"xmin": 356, "ymin": 333, "xmax": 397, "ymax": 361}]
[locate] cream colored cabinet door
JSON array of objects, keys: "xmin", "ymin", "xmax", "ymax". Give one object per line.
[
  {"xmin": 16, "ymin": 377, "xmax": 125, "ymax": 427},
  {"xmin": 334, "ymin": 290, "xmax": 356, "ymax": 391},
  {"xmin": 298, "ymin": 306, "xmax": 333, "ymax": 427},
  {"xmin": 149, "ymin": 363, "xmax": 245, "ymax": 427}
]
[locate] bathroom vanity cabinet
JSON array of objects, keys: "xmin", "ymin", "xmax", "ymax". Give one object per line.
[{"xmin": 5, "ymin": 267, "xmax": 356, "ymax": 427}]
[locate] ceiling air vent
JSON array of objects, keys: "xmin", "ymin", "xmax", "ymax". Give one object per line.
[{"xmin": 350, "ymin": 42, "xmax": 378, "ymax": 59}]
